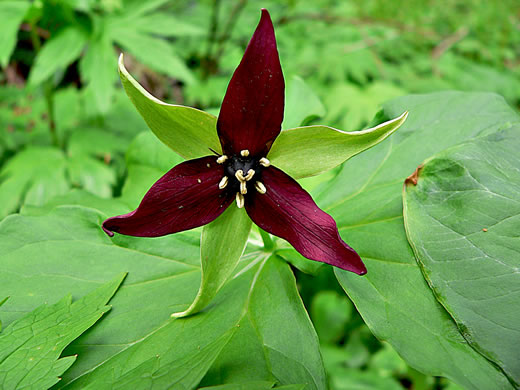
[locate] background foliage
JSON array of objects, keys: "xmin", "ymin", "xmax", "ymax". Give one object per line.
[{"xmin": 0, "ymin": 0, "xmax": 519, "ymax": 389}]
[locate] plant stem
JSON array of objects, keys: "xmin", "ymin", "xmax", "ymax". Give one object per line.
[
  {"xmin": 259, "ymin": 229, "xmax": 275, "ymax": 251},
  {"xmin": 43, "ymin": 83, "xmax": 59, "ymax": 147},
  {"xmin": 202, "ymin": 0, "xmax": 221, "ymax": 78},
  {"xmin": 30, "ymin": 21, "xmax": 59, "ymax": 147}
]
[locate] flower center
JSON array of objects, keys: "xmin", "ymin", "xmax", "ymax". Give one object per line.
[{"xmin": 216, "ymin": 149, "xmax": 270, "ymax": 208}]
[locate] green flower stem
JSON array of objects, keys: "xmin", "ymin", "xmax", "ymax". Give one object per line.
[{"xmin": 259, "ymin": 229, "xmax": 275, "ymax": 251}]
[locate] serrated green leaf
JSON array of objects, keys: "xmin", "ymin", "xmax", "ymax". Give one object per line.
[
  {"xmin": 326, "ymin": 91, "xmax": 519, "ymax": 389},
  {"xmin": 0, "ymin": 207, "xmax": 325, "ymax": 389},
  {"xmin": 79, "ymin": 33, "xmax": 118, "ymax": 114},
  {"xmin": 0, "ymin": 147, "xmax": 69, "ymax": 219},
  {"xmin": 67, "ymin": 155, "xmax": 116, "ymax": 198},
  {"xmin": 172, "ymin": 205, "xmax": 252, "ymax": 318},
  {"xmin": 130, "ymin": 13, "xmax": 206, "ymax": 37},
  {"xmin": 200, "ymin": 381, "xmax": 275, "ymax": 390},
  {"xmin": 0, "ymin": 1, "xmax": 31, "ymax": 67},
  {"xmin": 403, "ymin": 128, "xmax": 520, "ymax": 386},
  {"xmin": 118, "ymin": 54, "xmax": 220, "ymax": 159},
  {"xmin": 118, "ymin": 0, "xmax": 170, "ymax": 19},
  {"xmin": 67, "ymin": 128, "xmax": 129, "ymax": 158},
  {"xmin": 28, "ymin": 27, "xmax": 87, "ymax": 86},
  {"xmin": 0, "ymin": 274, "xmax": 125, "ymax": 390},
  {"xmin": 111, "ymin": 30, "xmax": 194, "ymax": 84},
  {"xmin": 81, "ymin": 330, "xmax": 235, "ymax": 390},
  {"xmin": 282, "ymin": 75, "xmax": 325, "ymax": 130},
  {"xmin": 269, "ymin": 111, "xmax": 407, "ymax": 179},
  {"xmin": 121, "ymin": 131, "xmax": 184, "ymax": 208}
]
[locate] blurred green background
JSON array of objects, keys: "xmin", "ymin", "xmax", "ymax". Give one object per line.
[{"xmin": 1, "ymin": 0, "xmax": 519, "ymax": 389}]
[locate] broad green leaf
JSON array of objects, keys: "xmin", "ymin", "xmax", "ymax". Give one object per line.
[
  {"xmin": 67, "ymin": 128, "xmax": 129, "ymax": 158},
  {"xmin": 282, "ymin": 75, "xmax": 325, "ymax": 130},
  {"xmin": 310, "ymin": 291, "xmax": 352, "ymax": 344},
  {"xmin": 0, "ymin": 274, "xmax": 125, "ymax": 390},
  {"xmin": 127, "ymin": 13, "xmax": 206, "ymax": 37},
  {"xmin": 200, "ymin": 381, "xmax": 275, "ymax": 390},
  {"xmin": 276, "ymin": 248, "xmax": 324, "ymax": 275},
  {"xmin": 0, "ymin": 1, "xmax": 30, "ymax": 67},
  {"xmin": 325, "ymin": 92, "xmax": 519, "ymax": 389},
  {"xmin": 403, "ymin": 128, "xmax": 520, "ymax": 386},
  {"xmin": 0, "ymin": 147, "xmax": 69, "ymax": 219},
  {"xmin": 118, "ymin": 54, "xmax": 221, "ymax": 159},
  {"xmin": 0, "ymin": 207, "xmax": 325, "ymax": 389},
  {"xmin": 117, "ymin": 0, "xmax": 170, "ymax": 19},
  {"xmin": 0, "ymin": 297, "xmax": 8, "ymax": 332},
  {"xmin": 269, "ymin": 111, "xmax": 408, "ymax": 179},
  {"xmin": 323, "ymin": 82, "xmax": 405, "ymax": 130},
  {"xmin": 111, "ymin": 29, "xmax": 194, "ymax": 84},
  {"xmin": 201, "ymin": 255, "xmax": 326, "ymax": 389},
  {"xmin": 20, "ymin": 189, "xmax": 130, "ymax": 218},
  {"xmin": 79, "ymin": 33, "xmax": 118, "ymax": 114},
  {"xmin": 28, "ymin": 27, "xmax": 87, "ymax": 86},
  {"xmin": 81, "ymin": 330, "xmax": 235, "ymax": 390},
  {"xmin": 67, "ymin": 155, "xmax": 116, "ymax": 198},
  {"xmin": 329, "ymin": 368, "xmax": 403, "ymax": 390},
  {"xmin": 121, "ymin": 131, "xmax": 184, "ymax": 208},
  {"xmin": 172, "ymin": 205, "xmax": 252, "ymax": 318}
]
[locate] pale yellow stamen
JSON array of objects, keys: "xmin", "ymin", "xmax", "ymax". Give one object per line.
[
  {"xmin": 216, "ymin": 155, "xmax": 228, "ymax": 164},
  {"xmin": 240, "ymin": 149, "xmax": 250, "ymax": 157},
  {"xmin": 255, "ymin": 181, "xmax": 266, "ymax": 194},
  {"xmin": 218, "ymin": 176, "xmax": 228, "ymax": 189},
  {"xmin": 259, "ymin": 157, "xmax": 270, "ymax": 167},
  {"xmin": 236, "ymin": 192, "xmax": 244, "ymax": 208},
  {"xmin": 235, "ymin": 169, "xmax": 245, "ymax": 181},
  {"xmin": 240, "ymin": 181, "xmax": 247, "ymax": 194},
  {"xmin": 244, "ymin": 169, "xmax": 255, "ymax": 181}
]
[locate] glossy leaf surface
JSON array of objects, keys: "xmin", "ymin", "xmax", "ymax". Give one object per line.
[
  {"xmin": 325, "ymin": 91, "xmax": 519, "ymax": 389},
  {"xmin": 404, "ymin": 128, "xmax": 520, "ymax": 386},
  {"xmin": 0, "ymin": 206, "xmax": 325, "ymax": 389}
]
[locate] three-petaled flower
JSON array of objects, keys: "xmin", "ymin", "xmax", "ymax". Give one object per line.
[{"xmin": 102, "ymin": 9, "xmax": 367, "ymax": 275}]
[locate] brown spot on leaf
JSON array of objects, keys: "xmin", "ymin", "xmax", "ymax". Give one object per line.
[
  {"xmin": 13, "ymin": 106, "xmax": 31, "ymax": 116},
  {"xmin": 482, "ymin": 228, "xmax": 488, "ymax": 232},
  {"xmin": 405, "ymin": 164, "xmax": 424, "ymax": 186}
]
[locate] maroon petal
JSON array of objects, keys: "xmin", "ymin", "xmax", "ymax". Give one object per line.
[
  {"xmin": 103, "ymin": 157, "xmax": 233, "ymax": 237},
  {"xmin": 245, "ymin": 167, "xmax": 367, "ymax": 274},
  {"xmin": 217, "ymin": 9, "xmax": 284, "ymax": 157}
]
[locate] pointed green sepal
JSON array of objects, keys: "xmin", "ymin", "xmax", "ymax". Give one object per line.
[
  {"xmin": 118, "ymin": 53, "xmax": 221, "ymax": 159},
  {"xmin": 268, "ymin": 111, "xmax": 408, "ymax": 179},
  {"xmin": 171, "ymin": 205, "xmax": 252, "ymax": 318}
]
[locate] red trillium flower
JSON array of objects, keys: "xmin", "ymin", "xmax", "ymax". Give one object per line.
[{"xmin": 102, "ymin": 9, "xmax": 367, "ymax": 275}]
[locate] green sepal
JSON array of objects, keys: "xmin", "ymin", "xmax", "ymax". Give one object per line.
[
  {"xmin": 171, "ymin": 205, "xmax": 252, "ymax": 318},
  {"xmin": 118, "ymin": 53, "xmax": 221, "ymax": 159},
  {"xmin": 268, "ymin": 111, "xmax": 408, "ymax": 179}
]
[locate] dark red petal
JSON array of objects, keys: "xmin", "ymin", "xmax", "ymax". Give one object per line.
[
  {"xmin": 102, "ymin": 157, "xmax": 233, "ymax": 237},
  {"xmin": 217, "ymin": 9, "xmax": 284, "ymax": 157},
  {"xmin": 245, "ymin": 167, "xmax": 367, "ymax": 274}
]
